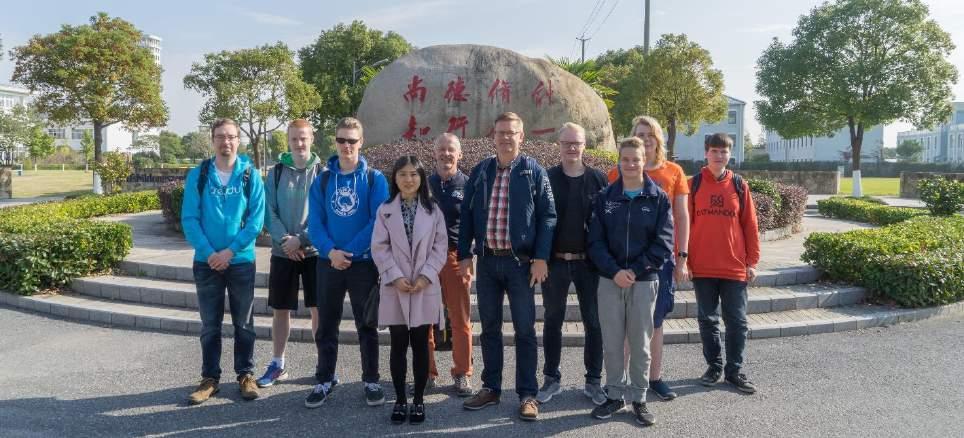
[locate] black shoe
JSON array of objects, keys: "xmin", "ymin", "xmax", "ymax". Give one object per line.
[
  {"xmin": 365, "ymin": 382, "xmax": 386, "ymax": 406},
  {"xmin": 591, "ymin": 398, "xmax": 625, "ymax": 419},
  {"xmin": 305, "ymin": 382, "xmax": 333, "ymax": 409},
  {"xmin": 700, "ymin": 368, "xmax": 723, "ymax": 387},
  {"xmin": 391, "ymin": 403, "xmax": 408, "ymax": 424},
  {"xmin": 725, "ymin": 373, "xmax": 757, "ymax": 394},
  {"xmin": 409, "ymin": 403, "xmax": 425, "ymax": 424},
  {"xmin": 632, "ymin": 402, "xmax": 656, "ymax": 426}
]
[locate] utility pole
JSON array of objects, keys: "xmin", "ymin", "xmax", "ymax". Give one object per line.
[
  {"xmin": 576, "ymin": 35, "xmax": 590, "ymax": 63},
  {"xmin": 643, "ymin": 0, "xmax": 651, "ymax": 54}
]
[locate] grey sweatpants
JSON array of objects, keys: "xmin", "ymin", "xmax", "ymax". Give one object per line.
[{"xmin": 597, "ymin": 277, "xmax": 657, "ymax": 403}]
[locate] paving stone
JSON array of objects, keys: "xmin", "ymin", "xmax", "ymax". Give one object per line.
[
  {"xmin": 750, "ymin": 326, "xmax": 781, "ymax": 339},
  {"xmin": 135, "ymin": 315, "xmax": 161, "ymax": 330},
  {"xmin": 747, "ymin": 298, "xmax": 772, "ymax": 314},
  {"xmin": 833, "ymin": 319, "xmax": 859, "ymax": 332},
  {"xmin": 160, "ymin": 318, "xmax": 188, "ymax": 333},
  {"xmin": 140, "ymin": 288, "xmax": 164, "ymax": 305},
  {"xmin": 111, "ymin": 313, "xmax": 135, "ymax": 327},
  {"xmin": 89, "ymin": 309, "xmax": 112, "ymax": 324},
  {"xmin": 117, "ymin": 286, "xmax": 141, "ymax": 303}
]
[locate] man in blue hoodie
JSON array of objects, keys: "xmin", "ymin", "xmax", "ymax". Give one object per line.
[
  {"xmin": 181, "ymin": 118, "xmax": 266, "ymax": 405},
  {"xmin": 305, "ymin": 117, "xmax": 390, "ymax": 409}
]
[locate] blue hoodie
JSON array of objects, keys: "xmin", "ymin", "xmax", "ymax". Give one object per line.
[
  {"xmin": 181, "ymin": 155, "xmax": 266, "ymax": 264},
  {"xmin": 307, "ymin": 155, "xmax": 389, "ymax": 261}
]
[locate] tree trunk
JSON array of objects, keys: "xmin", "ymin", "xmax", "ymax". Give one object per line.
[
  {"xmin": 92, "ymin": 121, "xmax": 104, "ymax": 195},
  {"xmin": 666, "ymin": 116, "xmax": 678, "ymax": 162},
  {"xmin": 848, "ymin": 117, "xmax": 864, "ymax": 197}
]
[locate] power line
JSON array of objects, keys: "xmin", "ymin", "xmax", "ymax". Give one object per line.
[
  {"xmin": 578, "ymin": 0, "xmax": 605, "ymax": 40},
  {"xmin": 588, "ymin": 0, "xmax": 621, "ymax": 39}
]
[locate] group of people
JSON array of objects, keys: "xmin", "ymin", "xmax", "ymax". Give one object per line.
[{"xmin": 179, "ymin": 111, "xmax": 760, "ymax": 427}]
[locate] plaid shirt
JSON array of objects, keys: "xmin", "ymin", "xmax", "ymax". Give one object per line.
[{"xmin": 485, "ymin": 163, "xmax": 513, "ymax": 250}]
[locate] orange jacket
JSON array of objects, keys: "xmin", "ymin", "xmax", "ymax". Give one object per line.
[{"xmin": 686, "ymin": 167, "xmax": 760, "ymax": 282}]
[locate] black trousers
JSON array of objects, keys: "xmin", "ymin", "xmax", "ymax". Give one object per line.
[
  {"xmin": 389, "ymin": 324, "xmax": 431, "ymax": 404},
  {"xmin": 314, "ymin": 260, "xmax": 380, "ymax": 384}
]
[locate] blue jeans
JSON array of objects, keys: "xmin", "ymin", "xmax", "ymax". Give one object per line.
[
  {"xmin": 541, "ymin": 258, "xmax": 602, "ymax": 384},
  {"xmin": 693, "ymin": 277, "xmax": 748, "ymax": 378},
  {"xmin": 193, "ymin": 262, "xmax": 257, "ymax": 380},
  {"xmin": 475, "ymin": 255, "xmax": 538, "ymax": 399}
]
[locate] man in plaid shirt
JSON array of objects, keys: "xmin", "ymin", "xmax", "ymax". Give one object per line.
[{"xmin": 458, "ymin": 112, "xmax": 557, "ymax": 421}]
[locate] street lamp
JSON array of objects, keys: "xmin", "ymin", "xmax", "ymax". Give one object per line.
[{"xmin": 352, "ymin": 58, "xmax": 391, "ymax": 86}]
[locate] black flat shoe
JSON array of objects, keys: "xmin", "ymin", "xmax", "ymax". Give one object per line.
[
  {"xmin": 409, "ymin": 403, "xmax": 425, "ymax": 424},
  {"xmin": 391, "ymin": 403, "xmax": 408, "ymax": 424}
]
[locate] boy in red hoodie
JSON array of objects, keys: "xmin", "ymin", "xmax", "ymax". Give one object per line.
[{"xmin": 686, "ymin": 133, "xmax": 760, "ymax": 394}]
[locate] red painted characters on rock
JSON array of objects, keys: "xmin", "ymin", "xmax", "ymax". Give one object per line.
[
  {"xmin": 487, "ymin": 79, "xmax": 511, "ymax": 105},
  {"xmin": 531, "ymin": 79, "xmax": 553, "ymax": 108},
  {"xmin": 403, "ymin": 75, "xmax": 427, "ymax": 103},
  {"xmin": 446, "ymin": 116, "xmax": 469, "ymax": 137},
  {"xmin": 402, "ymin": 115, "xmax": 432, "ymax": 140},
  {"xmin": 444, "ymin": 76, "xmax": 469, "ymax": 103}
]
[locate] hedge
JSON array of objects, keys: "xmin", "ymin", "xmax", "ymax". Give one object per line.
[
  {"xmin": 802, "ymin": 215, "xmax": 964, "ymax": 307},
  {"xmin": 0, "ymin": 191, "xmax": 159, "ymax": 295},
  {"xmin": 816, "ymin": 197, "xmax": 926, "ymax": 225}
]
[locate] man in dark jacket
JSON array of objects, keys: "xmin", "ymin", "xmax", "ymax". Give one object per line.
[
  {"xmin": 537, "ymin": 122, "xmax": 608, "ymax": 406},
  {"xmin": 458, "ymin": 112, "xmax": 557, "ymax": 421}
]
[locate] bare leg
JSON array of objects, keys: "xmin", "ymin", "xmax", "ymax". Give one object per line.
[
  {"xmin": 649, "ymin": 327, "xmax": 664, "ymax": 380},
  {"xmin": 272, "ymin": 309, "xmax": 291, "ymax": 359}
]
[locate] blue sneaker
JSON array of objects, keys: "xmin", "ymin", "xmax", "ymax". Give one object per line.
[{"xmin": 256, "ymin": 362, "xmax": 288, "ymax": 388}]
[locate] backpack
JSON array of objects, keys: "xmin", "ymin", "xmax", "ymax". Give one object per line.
[
  {"xmin": 197, "ymin": 158, "xmax": 253, "ymax": 224},
  {"xmin": 273, "ymin": 161, "xmax": 323, "ymax": 191},
  {"xmin": 689, "ymin": 171, "xmax": 745, "ymax": 219}
]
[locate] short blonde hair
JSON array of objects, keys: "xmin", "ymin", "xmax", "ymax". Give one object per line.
[
  {"xmin": 336, "ymin": 117, "xmax": 363, "ymax": 137},
  {"xmin": 288, "ymin": 118, "xmax": 313, "ymax": 131},
  {"xmin": 631, "ymin": 115, "xmax": 666, "ymax": 165},
  {"xmin": 619, "ymin": 136, "xmax": 644, "ymax": 152},
  {"xmin": 494, "ymin": 112, "xmax": 524, "ymax": 131},
  {"xmin": 557, "ymin": 122, "xmax": 586, "ymax": 140}
]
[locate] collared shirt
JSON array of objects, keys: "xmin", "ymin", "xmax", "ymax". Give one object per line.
[
  {"xmin": 401, "ymin": 197, "xmax": 417, "ymax": 246},
  {"xmin": 485, "ymin": 161, "xmax": 513, "ymax": 250},
  {"xmin": 429, "ymin": 170, "xmax": 467, "ymax": 248}
]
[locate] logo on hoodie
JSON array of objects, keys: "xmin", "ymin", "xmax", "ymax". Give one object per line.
[{"xmin": 331, "ymin": 184, "xmax": 359, "ymax": 217}]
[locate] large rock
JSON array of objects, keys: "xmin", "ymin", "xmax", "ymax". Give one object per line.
[{"xmin": 357, "ymin": 45, "xmax": 615, "ymax": 150}]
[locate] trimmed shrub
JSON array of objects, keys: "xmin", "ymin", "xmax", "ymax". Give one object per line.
[
  {"xmin": 158, "ymin": 181, "xmax": 185, "ymax": 231},
  {"xmin": 747, "ymin": 178, "xmax": 782, "ymax": 210},
  {"xmin": 0, "ymin": 191, "xmax": 159, "ymax": 295},
  {"xmin": 773, "ymin": 183, "xmax": 808, "ymax": 230},
  {"xmin": 816, "ymin": 197, "xmax": 926, "ymax": 225},
  {"xmin": 802, "ymin": 216, "xmax": 964, "ymax": 307},
  {"xmin": 751, "ymin": 191, "xmax": 777, "ymax": 231},
  {"xmin": 918, "ymin": 176, "xmax": 964, "ymax": 216}
]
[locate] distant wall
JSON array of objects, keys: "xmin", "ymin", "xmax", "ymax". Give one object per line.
[
  {"xmin": 900, "ymin": 172, "xmax": 964, "ymax": 199},
  {"xmin": 738, "ymin": 170, "xmax": 839, "ymax": 195}
]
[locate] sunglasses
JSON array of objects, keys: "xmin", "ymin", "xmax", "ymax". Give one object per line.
[{"xmin": 336, "ymin": 137, "xmax": 360, "ymax": 145}]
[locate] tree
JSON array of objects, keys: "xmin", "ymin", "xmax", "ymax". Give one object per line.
[
  {"xmin": 596, "ymin": 47, "xmax": 647, "ymax": 136},
  {"xmin": 11, "ymin": 13, "xmax": 168, "ymax": 194},
  {"xmin": 131, "ymin": 134, "xmax": 160, "ymax": 154},
  {"xmin": 0, "ymin": 104, "xmax": 43, "ymax": 164},
  {"xmin": 80, "ymin": 130, "xmax": 94, "ymax": 171},
  {"xmin": 181, "ymin": 131, "xmax": 211, "ymax": 160},
  {"xmin": 94, "ymin": 151, "xmax": 131, "ymax": 194},
  {"xmin": 755, "ymin": 0, "xmax": 957, "ymax": 196},
  {"xmin": 27, "ymin": 126, "xmax": 56, "ymax": 168},
  {"xmin": 883, "ymin": 147, "xmax": 898, "ymax": 160},
  {"xmin": 268, "ymin": 130, "xmax": 288, "ymax": 160},
  {"xmin": 896, "ymin": 139, "xmax": 923, "ymax": 162},
  {"xmin": 744, "ymin": 133, "xmax": 755, "ymax": 156},
  {"xmin": 546, "ymin": 56, "xmax": 617, "ymax": 109},
  {"xmin": 617, "ymin": 34, "xmax": 727, "ymax": 159},
  {"xmin": 184, "ymin": 42, "xmax": 321, "ymax": 169},
  {"xmin": 157, "ymin": 130, "xmax": 184, "ymax": 163},
  {"xmin": 298, "ymin": 21, "xmax": 412, "ymax": 129}
]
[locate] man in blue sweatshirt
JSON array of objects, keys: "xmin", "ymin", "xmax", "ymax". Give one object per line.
[
  {"xmin": 305, "ymin": 117, "xmax": 390, "ymax": 409},
  {"xmin": 181, "ymin": 118, "xmax": 266, "ymax": 405}
]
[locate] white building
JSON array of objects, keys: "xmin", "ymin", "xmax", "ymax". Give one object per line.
[
  {"xmin": 896, "ymin": 102, "xmax": 964, "ymax": 163},
  {"xmin": 765, "ymin": 125, "xmax": 884, "ymax": 162},
  {"xmin": 671, "ymin": 95, "xmax": 746, "ymax": 164},
  {"xmin": 141, "ymin": 34, "xmax": 162, "ymax": 65}
]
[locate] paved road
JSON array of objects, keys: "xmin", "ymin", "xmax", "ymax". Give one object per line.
[{"xmin": 1, "ymin": 306, "xmax": 962, "ymax": 437}]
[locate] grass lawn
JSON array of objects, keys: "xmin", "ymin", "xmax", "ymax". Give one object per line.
[
  {"xmin": 838, "ymin": 177, "xmax": 900, "ymax": 196},
  {"xmin": 9, "ymin": 169, "xmax": 93, "ymax": 199}
]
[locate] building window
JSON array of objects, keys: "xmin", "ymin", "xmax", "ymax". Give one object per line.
[
  {"xmin": 71, "ymin": 128, "xmax": 93, "ymax": 140},
  {"xmin": 47, "ymin": 128, "xmax": 66, "ymax": 139},
  {"xmin": 728, "ymin": 110, "xmax": 737, "ymax": 125}
]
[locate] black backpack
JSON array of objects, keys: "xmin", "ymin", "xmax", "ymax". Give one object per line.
[
  {"xmin": 689, "ymin": 171, "xmax": 746, "ymax": 218},
  {"xmin": 273, "ymin": 161, "xmax": 323, "ymax": 190}
]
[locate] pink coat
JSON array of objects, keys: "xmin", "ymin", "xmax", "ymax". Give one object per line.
[{"xmin": 371, "ymin": 197, "xmax": 448, "ymax": 328}]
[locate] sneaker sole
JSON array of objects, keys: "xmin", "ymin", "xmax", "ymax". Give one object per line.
[
  {"xmin": 729, "ymin": 384, "xmax": 757, "ymax": 394},
  {"xmin": 305, "ymin": 395, "xmax": 328, "ymax": 409},
  {"xmin": 536, "ymin": 387, "xmax": 561, "ymax": 404},
  {"xmin": 592, "ymin": 406, "xmax": 624, "ymax": 419},
  {"xmin": 463, "ymin": 400, "xmax": 499, "ymax": 410},
  {"xmin": 654, "ymin": 391, "xmax": 678, "ymax": 401},
  {"xmin": 583, "ymin": 390, "xmax": 607, "ymax": 406},
  {"xmin": 187, "ymin": 387, "xmax": 219, "ymax": 405},
  {"xmin": 367, "ymin": 396, "xmax": 386, "ymax": 406},
  {"xmin": 519, "ymin": 414, "xmax": 538, "ymax": 421},
  {"xmin": 256, "ymin": 371, "xmax": 289, "ymax": 388},
  {"xmin": 635, "ymin": 417, "xmax": 656, "ymax": 426},
  {"xmin": 700, "ymin": 379, "xmax": 720, "ymax": 387}
]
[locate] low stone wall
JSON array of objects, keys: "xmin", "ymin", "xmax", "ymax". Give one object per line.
[
  {"xmin": 738, "ymin": 170, "xmax": 839, "ymax": 194},
  {"xmin": 899, "ymin": 172, "xmax": 964, "ymax": 199},
  {"xmin": 0, "ymin": 167, "xmax": 11, "ymax": 199},
  {"xmin": 123, "ymin": 167, "xmax": 190, "ymax": 192}
]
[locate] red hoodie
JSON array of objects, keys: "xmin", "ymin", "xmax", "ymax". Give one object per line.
[{"xmin": 687, "ymin": 167, "xmax": 760, "ymax": 282}]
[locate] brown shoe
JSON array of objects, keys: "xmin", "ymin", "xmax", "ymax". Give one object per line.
[
  {"xmin": 463, "ymin": 388, "xmax": 500, "ymax": 410},
  {"xmin": 238, "ymin": 374, "xmax": 259, "ymax": 400},
  {"xmin": 188, "ymin": 378, "xmax": 219, "ymax": 405},
  {"xmin": 519, "ymin": 397, "xmax": 539, "ymax": 421}
]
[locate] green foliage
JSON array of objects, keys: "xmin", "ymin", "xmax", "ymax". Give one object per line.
[
  {"xmin": 131, "ymin": 151, "xmax": 160, "ymax": 169},
  {"xmin": 583, "ymin": 148, "xmax": 618, "ymax": 167},
  {"xmin": 10, "ymin": 12, "xmax": 168, "ymax": 169},
  {"xmin": 0, "ymin": 191, "xmax": 159, "ymax": 294},
  {"xmin": 80, "ymin": 130, "xmax": 94, "ymax": 163},
  {"xmin": 802, "ymin": 216, "xmax": 964, "ymax": 307},
  {"xmin": 546, "ymin": 56, "xmax": 617, "ymax": 109},
  {"xmin": 0, "ymin": 104, "xmax": 43, "ymax": 158},
  {"xmin": 184, "ymin": 42, "xmax": 321, "ymax": 169},
  {"xmin": 816, "ymin": 197, "xmax": 927, "ymax": 225},
  {"xmin": 93, "ymin": 151, "xmax": 132, "ymax": 194},
  {"xmin": 181, "ymin": 131, "xmax": 212, "ymax": 160},
  {"xmin": 896, "ymin": 140, "xmax": 923, "ymax": 162},
  {"xmin": 747, "ymin": 178, "xmax": 783, "ymax": 210},
  {"xmin": 298, "ymin": 20, "xmax": 413, "ymax": 130},
  {"xmin": 158, "ymin": 181, "xmax": 185, "ymax": 231},
  {"xmin": 918, "ymin": 176, "xmax": 964, "ymax": 216},
  {"xmin": 27, "ymin": 126, "xmax": 56, "ymax": 161},
  {"xmin": 269, "ymin": 130, "xmax": 288, "ymax": 160},
  {"xmin": 158, "ymin": 130, "xmax": 184, "ymax": 163},
  {"xmin": 615, "ymin": 34, "xmax": 727, "ymax": 157},
  {"xmin": 755, "ymin": 0, "xmax": 958, "ymax": 176}
]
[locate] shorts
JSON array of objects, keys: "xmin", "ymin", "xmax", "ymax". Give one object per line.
[
  {"xmin": 653, "ymin": 259, "xmax": 676, "ymax": 329},
  {"xmin": 268, "ymin": 255, "xmax": 318, "ymax": 310}
]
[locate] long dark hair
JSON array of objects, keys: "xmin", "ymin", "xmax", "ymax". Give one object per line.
[{"xmin": 387, "ymin": 155, "xmax": 434, "ymax": 213}]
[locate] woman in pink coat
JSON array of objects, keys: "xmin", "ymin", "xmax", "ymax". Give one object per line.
[{"xmin": 371, "ymin": 155, "xmax": 448, "ymax": 425}]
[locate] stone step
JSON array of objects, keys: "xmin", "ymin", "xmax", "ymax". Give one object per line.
[
  {"xmin": 4, "ymin": 291, "xmax": 962, "ymax": 347},
  {"xmin": 71, "ymin": 275, "xmax": 865, "ymax": 322},
  {"xmin": 117, "ymin": 259, "xmax": 821, "ymax": 292}
]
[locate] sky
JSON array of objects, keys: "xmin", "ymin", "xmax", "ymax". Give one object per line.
[{"xmin": 3, "ymin": 0, "xmax": 964, "ymax": 147}]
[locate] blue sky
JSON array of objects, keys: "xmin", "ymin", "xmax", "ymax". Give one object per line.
[{"xmin": 3, "ymin": 0, "xmax": 964, "ymax": 146}]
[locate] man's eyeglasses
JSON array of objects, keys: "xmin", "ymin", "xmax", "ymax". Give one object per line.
[
  {"xmin": 214, "ymin": 134, "xmax": 239, "ymax": 142},
  {"xmin": 336, "ymin": 137, "xmax": 361, "ymax": 145}
]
